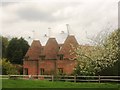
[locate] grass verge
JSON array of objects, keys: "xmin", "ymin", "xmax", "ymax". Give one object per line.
[{"xmin": 2, "ymin": 79, "xmax": 120, "ymax": 89}]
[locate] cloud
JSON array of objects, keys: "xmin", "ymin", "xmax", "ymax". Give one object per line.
[
  {"xmin": 17, "ymin": 7, "xmax": 53, "ymax": 22},
  {"xmin": 15, "ymin": 2, "xmax": 82, "ymax": 22},
  {"xmin": 1, "ymin": 0, "xmax": 118, "ymax": 45},
  {"xmin": 1, "ymin": 2, "xmax": 18, "ymax": 7}
]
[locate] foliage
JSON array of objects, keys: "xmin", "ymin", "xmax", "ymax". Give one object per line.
[
  {"xmin": 0, "ymin": 36, "xmax": 8, "ymax": 58},
  {"xmin": 72, "ymin": 29, "xmax": 119, "ymax": 76},
  {"xmin": 73, "ymin": 61, "xmax": 81, "ymax": 75},
  {"xmin": 6, "ymin": 37, "xmax": 29, "ymax": 64},
  {"xmin": 0, "ymin": 36, "xmax": 1, "ymax": 58},
  {"xmin": 73, "ymin": 45, "xmax": 98, "ymax": 75},
  {"xmin": 0, "ymin": 58, "xmax": 18, "ymax": 75},
  {"xmin": 100, "ymin": 29, "xmax": 120, "ymax": 76},
  {"xmin": 0, "ymin": 36, "xmax": 9, "ymax": 58},
  {"xmin": 1, "ymin": 36, "xmax": 9, "ymax": 58}
]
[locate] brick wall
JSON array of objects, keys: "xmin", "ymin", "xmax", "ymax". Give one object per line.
[
  {"xmin": 23, "ymin": 60, "xmax": 38, "ymax": 75},
  {"xmin": 56, "ymin": 60, "xmax": 77, "ymax": 75},
  {"xmin": 38, "ymin": 60, "xmax": 56, "ymax": 75}
]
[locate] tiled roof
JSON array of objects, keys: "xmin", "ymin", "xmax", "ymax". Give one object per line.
[
  {"xmin": 25, "ymin": 40, "xmax": 42, "ymax": 60},
  {"xmin": 58, "ymin": 35, "xmax": 79, "ymax": 59},
  {"xmin": 43, "ymin": 38, "xmax": 59, "ymax": 59},
  {"xmin": 24, "ymin": 35, "xmax": 93, "ymax": 61}
]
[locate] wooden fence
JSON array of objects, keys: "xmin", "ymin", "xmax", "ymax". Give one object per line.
[{"xmin": 0, "ymin": 75, "xmax": 120, "ymax": 83}]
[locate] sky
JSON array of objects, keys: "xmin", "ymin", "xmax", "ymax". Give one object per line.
[{"xmin": 0, "ymin": 0, "xmax": 119, "ymax": 45}]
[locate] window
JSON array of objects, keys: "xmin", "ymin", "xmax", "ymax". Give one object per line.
[
  {"xmin": 40, "ymin": 68, "xmax": 45, "ymax": 75},
  {"xmin": 58, "ymin": 68, "xmax": 63, "ymax": 75},
  {"xmin": 58, "ymin": 54, "xmax": 64, "ymax": 60},
  {"xmin": 24, "ymin": 68, "xmax": 28, "ymax": 75},
  {"xmin": 40, "ymin": 55, "xmax": 45, "ymax": 60}
]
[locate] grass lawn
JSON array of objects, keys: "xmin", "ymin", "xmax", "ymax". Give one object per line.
[{"xmin": 2, "ymin": 79, "xmax": 120, "ymax": 89}]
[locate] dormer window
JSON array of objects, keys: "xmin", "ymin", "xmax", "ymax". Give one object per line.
[
  {"xmin": 58, "ymin": 54, "xmax": 64, "ymax": 60},
  {"xmin": 40, "ymin": 55, "xmax": 45, "ymax": 60}
]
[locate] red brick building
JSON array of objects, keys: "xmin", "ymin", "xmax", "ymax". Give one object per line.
[{"xmin": 23, "ymin": 35, "xmax": 79, "ymax": 75}]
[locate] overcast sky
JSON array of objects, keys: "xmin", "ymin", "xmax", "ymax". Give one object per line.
[{"xmin": 0, "ymin": 0, "xmax": 119, "ymax": 45}]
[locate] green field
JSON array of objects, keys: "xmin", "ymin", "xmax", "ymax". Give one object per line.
[{"xmin": 2, "ymin": 79, "xmax": 120, "ymax": 89}]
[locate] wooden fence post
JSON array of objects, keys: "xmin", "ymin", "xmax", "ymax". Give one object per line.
[
  {"xmin": 74, "ymin": 75, "xmax": 76, "ymax": 83},
  {"xmin": 8, "ymin": 75, "xmax": 10, "ymax": 79},
  {"xmin": 98, "ymin": 75, "xmax": 100, "ymax": 83},
  {"xmin": 52, "ymin": 75, "xmax": 54, "ymax": 82}
]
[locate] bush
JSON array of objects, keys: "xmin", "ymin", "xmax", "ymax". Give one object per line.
[{"xmin": 0, "ymin": 58, "xmax": 18, "ymax": 75}]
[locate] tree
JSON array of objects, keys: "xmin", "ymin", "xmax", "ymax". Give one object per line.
[
  {"xmin": 73, "ymin": 45, "xmax": 98, "ymax": 76},
  {"xmin": 72, "ymin": 29, "xmax": 119, "ymax": 76},
  {"xmin": 6, "ymin": 37, "xmax": 29, "ymax": 64},
  {"xmin": 100, "ymin": 29, "xmax": 120, "ymax": 76},
  {"xmin": 1, "ymin": 36, "xmax": 9, "ymax": 58},
  {"xmin": 0, "ymin": 58, "xmax": 18, "ymax": 75},
  {"xmin": 0, "ymin": 36, "xmax": 1, "ymax": 58},
  {"xmin": 73, "ymin": 61, "xmax": 81, "ymax": 75}
]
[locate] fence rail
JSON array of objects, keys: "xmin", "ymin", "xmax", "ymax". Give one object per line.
[{"xmin": 0, "ymin": 75, "xmax": 120, "ymax": 83}]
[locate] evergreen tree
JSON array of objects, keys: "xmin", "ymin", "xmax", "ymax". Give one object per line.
[
  {"xmin": 0, "ymin": 36, "xmax": 9, "ymax": 58},
  {"xmin": 6, "ymin": 37, "xmax": 29, "ymax": 64}
]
